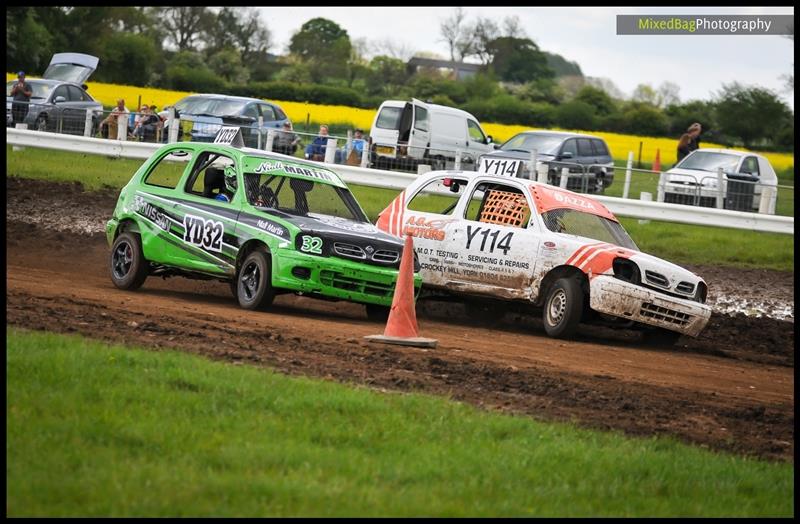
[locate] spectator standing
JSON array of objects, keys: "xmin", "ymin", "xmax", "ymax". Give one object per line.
[
  {"xmin": 273, "ymin": 121, "xmax": 301, "ymax": 156},
  {"xmin": 676, "ymin": 122, "xmax": 702, "ymax": 162},
  {"xmin": 305, "ymin": 124, "xmax": 331, "ymax": 161},
  {"xmin": 10, "ymin": 71, "xmax": 33, "ymax": 126},
  {"xmin": 100, "ymin": 98, "xmax": 130, "ymax": 139},
  {"xmin": 346, "ymin": 128, "xmax": 366, "ymax": 164}
]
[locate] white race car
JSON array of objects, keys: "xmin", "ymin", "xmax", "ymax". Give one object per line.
[{"xmin": 376, "ymin": 167, "xmax": 712, "ymax": 345}]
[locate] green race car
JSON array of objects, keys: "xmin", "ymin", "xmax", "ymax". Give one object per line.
[{"xmin": 106, "ymin": 133, "xmax": 420, "ymax": 320}]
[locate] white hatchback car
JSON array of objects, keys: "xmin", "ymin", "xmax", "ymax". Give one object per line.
[
  {"xmin": 662, "ymin": 148, "xmax": 778, "ymax": 214},
  {"xmin": 376, "ymin": 168, "xmax": 712, "ymax": 345}
]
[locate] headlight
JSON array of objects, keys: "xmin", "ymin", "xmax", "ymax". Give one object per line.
[
  {"xmin": 694, "ymin": 281, "xmax": 708, "ymax": 304},
  {"xmin": 612, "ymin": 258, "xmax": 640, "ymax": 284}
]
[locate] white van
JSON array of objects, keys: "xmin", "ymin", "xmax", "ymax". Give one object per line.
[{"xmin": 368, "ymin": 99, "xmax": 494, "ymax": 170}]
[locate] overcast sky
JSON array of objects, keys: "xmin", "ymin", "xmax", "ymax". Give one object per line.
[{"xmin": 256, "ymin": 6, "xmax": 794, "ymax": 109}]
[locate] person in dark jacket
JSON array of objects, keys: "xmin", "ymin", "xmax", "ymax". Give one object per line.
[{"xmin": 676, "ymin": 122, "xmax": 702, "ymax": 162}]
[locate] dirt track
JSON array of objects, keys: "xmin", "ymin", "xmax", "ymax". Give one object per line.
[{"xmin": 5, "ymin": 178, "xmax": 795, "ymax": 462}]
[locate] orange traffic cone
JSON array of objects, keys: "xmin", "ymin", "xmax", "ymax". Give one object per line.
[
  {"xmin": 364, "ymin": 234, "xmax": 437, "ymax": 348},
  {"xmin": 653, "ymin": 148, "xmax": 662, "ymax": 172}
]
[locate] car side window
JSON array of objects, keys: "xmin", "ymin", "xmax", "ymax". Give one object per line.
[
  {"xmin": 406, "ymin": 177, "xmax": 468, "ymax": 215},
  {"xmin": 66, "ymin": 85, "xmax": 86, "ymax": 102},
  {"xmin": 273, "ymin": 105, "xmax": 287, "ymax": 120},
  {"xmin": 413, "ymin": 106, "xmax": 429, "ymax": 132},
  {"xmin": 143, "ymin": 150, "xmax": 193, "ymax": 189},
  {"xmin": 51, "ymin": 85, "xmax": 69, "ymax": 102},
  {"xmin": 185, "ymin": 152, "xmax": 237, "ymax": 198},
  {"xmin": 741, "ymin": 156, "xmax": 760, "ymax": 176},
  {"xmin": 591, "ymin": 139, "xmax": 609, "ymax": 156},
  {"xmin": 577, "ymin": 138, "xmax": 594, "ymax": 157},
  {"xmin": 465, "ymin": 182, "xmax": 530, "ymax": 229},
  {"xmin": 242, "ymin": 104, "xmax": 258, "ymax": 119},
  {"xmin": 259, "ymin": 104, "xmax": 276, "ymax": 121},
  {"xmin": 467, "ymin": 120, "xmax": 486, "ymax": 143},
  {"xmin": 560, "ymin": 139, "xmax": 577, "ymax": 158}
]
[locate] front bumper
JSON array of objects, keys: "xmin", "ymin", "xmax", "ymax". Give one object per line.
[
  {"xmin": 272, "ymin": 248, "xmax": 422, "ymax": 307},
  {"xmin": 589, "ymin": 274, "xmax": 711, "ymax": 337}
]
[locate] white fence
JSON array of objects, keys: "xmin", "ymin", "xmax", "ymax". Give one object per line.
[{"xmin": 6, "ymin": 128, "xmax": 793, "ymax": 235}]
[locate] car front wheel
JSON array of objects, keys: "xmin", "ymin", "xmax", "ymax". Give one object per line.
[
  {"xmin": 542, "ymin": 277, "xmax": 584, "ymax": 339},
  {"xmin": 110, "ymin": 232, "xmax": 149, "ymax": 290},
  {"xmin": 236, "ymin": 249, "xmax": 275, "ymax": 310}
]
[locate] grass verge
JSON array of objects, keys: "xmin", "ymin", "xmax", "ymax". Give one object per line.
[
  {"xmin": 6, "ymin": 328, "xmax": 794, "ymax": 517},
  {"xmin": 6, "ymin": 145, "xmax": 793, "ymax": 271}
]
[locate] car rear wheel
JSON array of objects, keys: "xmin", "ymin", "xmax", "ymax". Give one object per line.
[
  {"xmin": 110, "ymin": 232, "xmax": 148, "ymax": 290},
  {"xmin": 35, "ymin": 115, "xmax": 47, "ymax": 132},
  {"xmin": 236, "ymin": 249, "xmax": 275, "ymax": 310},
  {"xmin": 542, "ymin": 277, "xmax": 584, "ymax": 339}
]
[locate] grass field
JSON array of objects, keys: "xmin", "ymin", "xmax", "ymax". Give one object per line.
[
  {"xmin": 5, "ymin": 146, "xmax": 794, "ymax": 271},
  {"xmin": 6, "ymin": 328, "xmax": 793, "ymax": 517}
]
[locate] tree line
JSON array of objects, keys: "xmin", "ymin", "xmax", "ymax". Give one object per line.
[{"xmin": 6, "ymin": 7, "xmax": 794, "ymax": 151}]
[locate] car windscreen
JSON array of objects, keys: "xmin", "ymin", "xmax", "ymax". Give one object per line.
[
  {"xmin": 375, "ymin": 106, "xmax": 403, "ymax": 130},
  {"xmin": 500, "ymin": 133, "xmax": 564, "ymax": 154},
  {"xmin": 174, "ymin": 97, "xmax": 248, "ymax": 117},
  {"xmin": 6, "ymin": 81, "xmax": 53, "ymax": 100},
  {"xmin": 676, "ymin": 152, "xmax": 740, "ymax": 172},
  {"xmin": 541, "ymin": 208, "xmax": 638, "ymax": 250},
  {"xmin": 243, "ymin": 173, "xmax": 368, "ymax": 222}
]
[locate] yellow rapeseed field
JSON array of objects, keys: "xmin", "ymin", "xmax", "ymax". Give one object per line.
[{"xmin": 7, "ymin": 73, "xmax": 793, "ymax": 171}]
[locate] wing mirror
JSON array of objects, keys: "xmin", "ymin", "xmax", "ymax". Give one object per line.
[
  {"xmin": 560, "ymin": 151, "xmax": 574, "ymax": 160},
  {"xmin": 54, "ymin": 96, "xmax": 66, "ymax": 103}
]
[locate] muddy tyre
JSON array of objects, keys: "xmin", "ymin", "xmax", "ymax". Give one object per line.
[
  {"xmin": 110, "ymin": 232, "xmax": 148, "ymax": 291},
  {"xmin": 236, "ymin": 249, "xmax": 275, "ymax": 310},
  {"xmin": 642, "ymin": 327, "xmax": 681, "ymax": 347},
  {"xmin": 365, "ymin": 304, "xmax": 391, "ymax": 323},
  {"xmin": 542, "ymin": 277, "xmax": 584, "ymax": 339}
]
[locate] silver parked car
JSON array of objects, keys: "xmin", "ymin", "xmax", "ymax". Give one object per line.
[
  {"xmin": 172, "ymin": 94, "xmax": 291, "ymax": 149},
  {"xmin": 6, "ymin": 52, "xmax": 103, "ymax": 134}
]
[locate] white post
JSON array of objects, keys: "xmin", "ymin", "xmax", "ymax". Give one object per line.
[
  {"xmin": 656, "ymin": 171, "xmax": 666, "ymax": 202},
  {"xmin": 346, "ymin": 129, "xmax": 353, "ymax": 157},
  {"xmin": 360, "ymin": 145, "xmax": 369, "ymax": 168},
  {"xmin": 559, "ymin": 167, "xmax": 569, "ymax": 188},
  {"xmin": 83, "ymin": 110, "xmax": 93, "ymax": 137},
  {"xmin": 417, "ymin": 164, "xmax": 431, "ymax": 175},
  {"xmin": 168, "ymin": 108, "xmax": 179, "ymax": 143},
  {"xmin": 454, "ymin": 149, "xmax": 462, "ymax": 171},
  {"xmin": 265, "ymin": 129, "xmax": 275, "ymax": 152},
  {"xmin": 528, "ymin": 149, "xmax": 538, "ymax": 180},
  {"xmin": 257, "ymin": 116, "xmax": 264, "ymax": 149},
  {"xmin": 622, "ymin": 151, "xmax": 634, "ymax": 199},
  {"xmin": 716, "ymin": 167, "xmax": 725, "ymax": 209},
  {"xmin": 758, "ymin": 186, "xmax": 777, "ymax": 215},
  {"xmin": 639, "ymin": 192, "xmax": 652, "ymax": 224},
  {"xmin": 12, "ymin": 123, "xmax": 27, "ymax": 151},
  {"xmin": 117, "ymin": 114, "xmax": 127, "ymax": 141},
  {"xmin": 536, "ymin": 161, "xmax": 548, "ymax": 184},
  {"xmin": 324, "ymin": 138, "xmax": 337, "ymax": 163}
]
